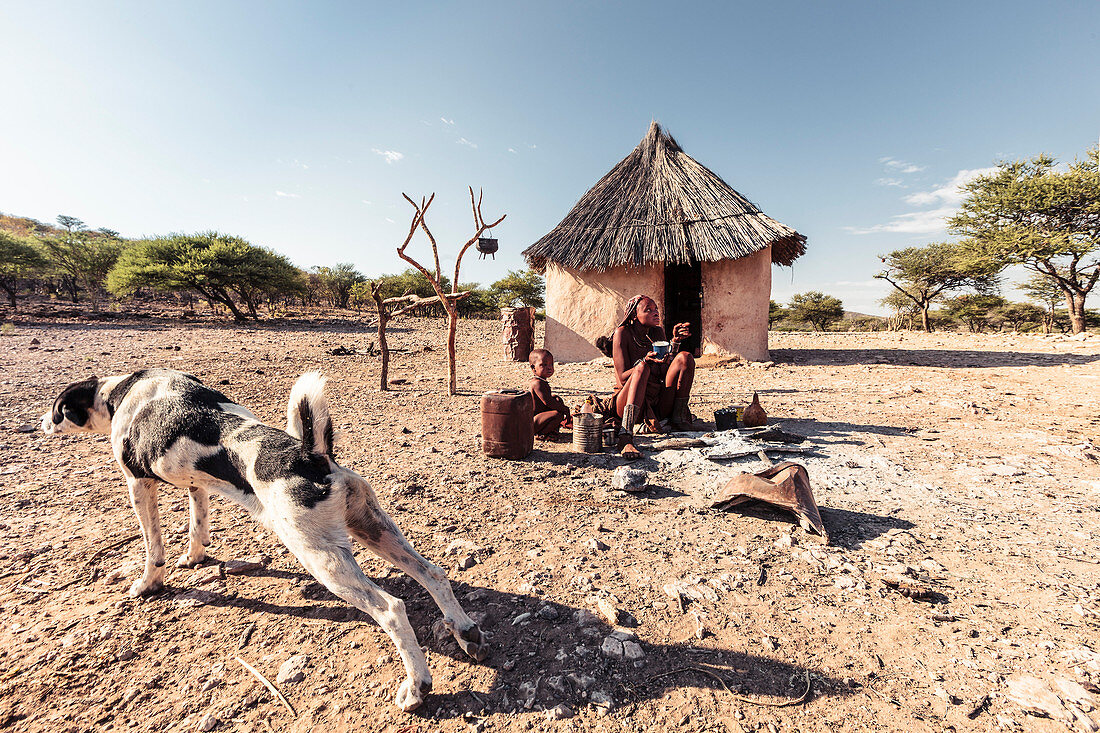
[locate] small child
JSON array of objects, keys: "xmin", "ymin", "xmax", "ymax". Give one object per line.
[{"xmin": 528, "ymin": 349, "xmax": 572, "ymax": 439}]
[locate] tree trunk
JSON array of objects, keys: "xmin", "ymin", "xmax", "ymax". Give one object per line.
[
  {"xmin": 372, "ymin": 289, "xmax": 390, "ymax": 392},
  {"xmin": 920, "ymin": 304, "xmax": 932, "ymax": 332},
  {"xmin": 1067, "ymin": 291, "xmax": 1087, "ymax": 334},
  {"xmin": 447, "ymin": 305, "xmax": 458, "ymax": 395}
]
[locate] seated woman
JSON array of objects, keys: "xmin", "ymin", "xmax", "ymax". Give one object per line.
[{"xmin": 597, "ymin": 295, "xmax": 696, "ymax": 459}]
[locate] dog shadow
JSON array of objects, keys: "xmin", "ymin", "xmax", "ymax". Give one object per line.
[{"xmin": 165, "ymin": 570, "xmax": 848, "ymax": 720}]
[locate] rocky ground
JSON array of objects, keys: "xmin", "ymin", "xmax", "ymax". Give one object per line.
[{"xmin": 0, "ymin": 306, "xmax": 1098, "ymax": 733}]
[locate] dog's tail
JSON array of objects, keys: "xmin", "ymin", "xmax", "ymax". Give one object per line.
[{"xmin": 287, "ymin": 372, "xmax": 334, "ymax": 457}]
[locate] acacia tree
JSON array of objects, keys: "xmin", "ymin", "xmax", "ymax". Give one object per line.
[
  {"xmin": 788, "ymin": 291, "xmax": 844, "ymax": 331},
  {"xmin": 395, "ymin": 189, "xmax": 505, "ymax": 395},
  {"xmin": 875, "ymin": 241, "xmax": 1000, "ymax": 332},
  {"xmin": 108, "ymin": 232, "xmax": 303, "ymax": 320},
  {"xmin": 0, "ymin": 231, "xmax": 48, "ymax": 310},
  {"xmin": 879, "ymin": 290, "xmax": 921, "ymax": 331},
  {"xmin": 1021, "ymin": 272, "xmax": 1066, "ymax": 333},
  {"xmin": 312, "ymin": 263, "xmax": 365, "ymax": 309},
  {"xmin": 489, "ymin": 269, "xmax": 545, "ymax": 309},
  {"xmin": 949, "ymin": 148, "xmax": 1100, "ymax": 333},
  {"xmin": 41, "ymin": 215, "xmax": 124, "ymax": 312}
]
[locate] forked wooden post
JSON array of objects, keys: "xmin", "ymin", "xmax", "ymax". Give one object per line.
[{"xmin": 396, "ymin": 189, "xmax": 506, "ymax": 395}]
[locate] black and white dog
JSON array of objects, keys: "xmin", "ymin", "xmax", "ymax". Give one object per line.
[{"xmin": 42, "ymin": 368, "xmax": 485, "ymax": 711}]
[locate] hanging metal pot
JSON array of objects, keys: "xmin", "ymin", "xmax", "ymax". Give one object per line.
[{"xmin": 477, "ymin": 233, "xmax": 498, "ymax": 259}]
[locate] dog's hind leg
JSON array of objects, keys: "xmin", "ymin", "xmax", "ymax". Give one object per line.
[
  {"xmin": 278, "ymin": 533, "xmax": 434, "ymax": 711},
  {"xmin": 176, "ymin": 486, "xmax": 210, "ymax": 568},
  {"xmin": 126, "ymin": 477, "xmax": 166, "ymax": 596},
  {"xmin": 346, "ymin": 491, "xmax": 487, "ymax": 662}
]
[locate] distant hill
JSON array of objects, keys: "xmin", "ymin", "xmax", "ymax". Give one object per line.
[
  {"xmin": 842, "ymin": 310, "xmax": 886, "ymax": 321},
  {"xmin": 0, "ymin": 213, "xmax": 65, "ymax": 238}
]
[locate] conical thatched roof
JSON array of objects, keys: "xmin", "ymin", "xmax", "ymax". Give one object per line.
[{"xmin": 523, "ymin": 122, "xmax": 806, "ymax": 272}]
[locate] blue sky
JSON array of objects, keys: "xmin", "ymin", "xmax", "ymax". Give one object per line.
[{"xmin": 1, "ymin": 1, "xmax": 1098, "ymax": 314}]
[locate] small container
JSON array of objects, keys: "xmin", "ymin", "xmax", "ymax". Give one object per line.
[
  {"xmin": 602, "ymin": 425, "xmax": 617, "ymax": 450},
  {"xmin": 714, "ymin": 406, "xmax": 738, "ymax": 431},
  {"xmin": 652, "ymin": 340, "xmax": 671, "ymax": 358},
  {"xmin": 572, "ymin": 412, "xmax": 603, "ymax": 453}
]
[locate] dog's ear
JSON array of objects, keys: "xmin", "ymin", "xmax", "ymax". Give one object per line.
[{"xmin": 52, "ymin": 377, "xmax": 100, "ymax": 427}]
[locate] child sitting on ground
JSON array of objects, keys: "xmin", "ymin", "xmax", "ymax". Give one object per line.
[{"xmin": 528, "ymin": 349, "xmax": 572, "ymax": 439}]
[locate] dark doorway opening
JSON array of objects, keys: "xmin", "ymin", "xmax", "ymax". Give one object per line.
[{"xmin": 663, "ymin": 262, "xmax": 702, "ymax": 356}]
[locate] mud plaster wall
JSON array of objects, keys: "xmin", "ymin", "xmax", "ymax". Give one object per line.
[
  {"xmin": 543, "ymin": 263, "xmax": 664, "ymax": 362},
  {"xmin": 700, "ymin": 247, "xmax": 771, "ymax": 361}
]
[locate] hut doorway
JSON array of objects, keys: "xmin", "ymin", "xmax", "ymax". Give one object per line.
[{"xmin": 663, "ymin": 262, "xmax": 702, "ymax": 355}]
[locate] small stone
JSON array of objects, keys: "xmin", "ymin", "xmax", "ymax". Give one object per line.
[
  {"xmin": 585, "ymin": 538, "xmax": 610, "ymax": 552},
  {"xmin": 834, "ymin": 576, "xmax": 856, "ymax": 589},
  {"xmin": 596, "ymin": 598, "xmax": 623, "ymax": 625},
  {"xmin": 512, "ymin": 612, "xmax": 532, "ymax": 626},
  {"xmin": 611, "ymin": 466, "xmax": 649, "ymax": 493},
  {"xmin": 762, "ymin": 636, "xmax": 779, "ymax": 651},
  {"xmin": 376, "ymin": 654, "xmax": 392, "ymax": 665},
  {"xmin": 545, "ymin": 704, "xmax": 573, "ymax": 720},
  {"xmin": 224, "ymin": 556, "xmax": 268, "ymax": 575},
  {"xmin": 774, "ymin": 534, "xmax": 795, "ymax": 549},
  {"xmin": 196, "ymin": 713, "xmax": 218, "ymax": 732},
  {"xmin": 573, "ymin": 609, "xmax": 600, "ymax": 626},
  {"xmin": 457, "ymin": 554, "xmax": 477, "ymax": 571},
  {"xmin": 276, "ymin": 654, "xmax": 310, "ymax": 684},
  {"xmin": 590, "ymin": 691, "xmax": 614, "ymax": 715}
]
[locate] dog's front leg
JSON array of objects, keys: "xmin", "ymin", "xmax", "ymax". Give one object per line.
[
  {"xmin": 176, "ymin": 486, "xmax": 210, "ymax": 568},
  {"xmin": 126, "ymin": 477, "xmax": 166, "ymax": 596}
]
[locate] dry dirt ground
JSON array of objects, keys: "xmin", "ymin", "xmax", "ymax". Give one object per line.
[{"xmin": 1, "ymin": 307, "xmax": 1099, "ymax": 733}]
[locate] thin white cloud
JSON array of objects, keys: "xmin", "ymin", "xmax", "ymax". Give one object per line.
[
  {"xmin": 457, "ymin": 137, "xmax": 477, "ymax": 149},
  {"xmin": 878, "ymin": 156, "xmax": 925, "ymax": 174},
  {"xmin": 849, "ymin": 167, "xmax": 999, "ymax": 235},
  {"xmin": 507, "ymin": 147, "xmax": 517, "ymax": 154},
  {"xmin": 362, "ymin": 200, "xmax": 372, "ymax": 205},
  {"xmin": 874, "ymin": 177, "xmax": 904, "ymax": 187},
  {"xmin": 371, "ymin": 148, "xmax": 404, "ymax": 164},
  {"xmin": 292, "ymin": 159, "xmax": 309, "ymax": 169},
  {"xmin": 441, "ymin": 117, "xmax": 455, "ymax": 125},
  {"xmin": 528, "ymin": 143, "xmax": 537, "ymax": 150},
  {"xmin": 275, "ymin": 190, "xmax": 301, "ymax": 198},
  {"xmin": 901, "ymin": 167, "xmax": 997, "ymax": 207},
  {"xmin": 384, "ymin": 217, "xmax": 395, "ymax": 224}
]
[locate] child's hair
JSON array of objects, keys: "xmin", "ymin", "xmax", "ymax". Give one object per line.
[
  {"xmin": 595, "ymin": 336, "xmax": 613, "ymax": 358},
  {"xmin": 529, "ymin": 348, "xmax": 552, "ymax": 367}
]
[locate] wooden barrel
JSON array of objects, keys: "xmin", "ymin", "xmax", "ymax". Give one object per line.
[
  {"xmin": 501, "ymin": 306, "xmax": 535, "ymax": 362},
  {"xmin": 481, "ymin": 389, "xmax": 534, "ymax": 459}
]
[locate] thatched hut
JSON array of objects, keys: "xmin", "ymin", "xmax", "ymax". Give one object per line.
[{"xmin": 523, "ymin": 122, "xmax": 805, "ymax": 362}]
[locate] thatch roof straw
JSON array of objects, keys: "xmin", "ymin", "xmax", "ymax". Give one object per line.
[{"xmin": 524, "ymin": 122, "xmax": 806, "ymax": 271}]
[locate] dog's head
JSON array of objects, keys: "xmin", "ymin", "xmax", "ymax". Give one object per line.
[{"xmin": 42, "ymin": 377, "xmax": 112, "ymax": 435}]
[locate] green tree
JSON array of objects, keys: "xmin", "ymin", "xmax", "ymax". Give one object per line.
[
  {"xmin": 949, "ymin": 147, "xmax": 1100, "ymax": 333},
  {"xmin": 768, "ymin": 299, "xmax": 788, "ymax": 328},
  {"xmin": 1021, "ymin": 272, "xmax": 1065, "ymax": 333},
  {"xmin": 999, "ymin": 302, "xmax": 1045, "ymax": 332},
  {"xmin": 879, "ymin": 290, "xmax": 922, "ymax": 331},
  {"xmin": 373, "ymin": 268, "xmax": 452, "ymax": 304},
  {"xmin": 312, "ymin": 263, "xmax": 365, "ymax": 309},
  {"xmin": 41, "ymin": 215, "xmax": 124, "ymax": 312},
  {"xmin": 788, "ymin": 291, "xmax": 844, "ymax": 331},
  {"xmin": 875, "ymin": 241, "xmax": 1000, "ymax": 332},
  {"xmin": 108, "ymin": 232, "xmax": 304, "ymax": 320},
  {"xmin": 940, "ymin": 294, "xmax": 1008, "ymax": 333},
  {"xmin": 0, "ymin": 231, "xmax": 48, "ymax": 310},
  {"xmin": 489, "ymin": 269, "xmax": 545, "ymax": 309}
]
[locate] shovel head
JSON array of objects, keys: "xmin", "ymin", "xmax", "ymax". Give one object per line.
[{"xmin": 711, "ymin": 461, "xmax": 828, "ymax": 542}]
